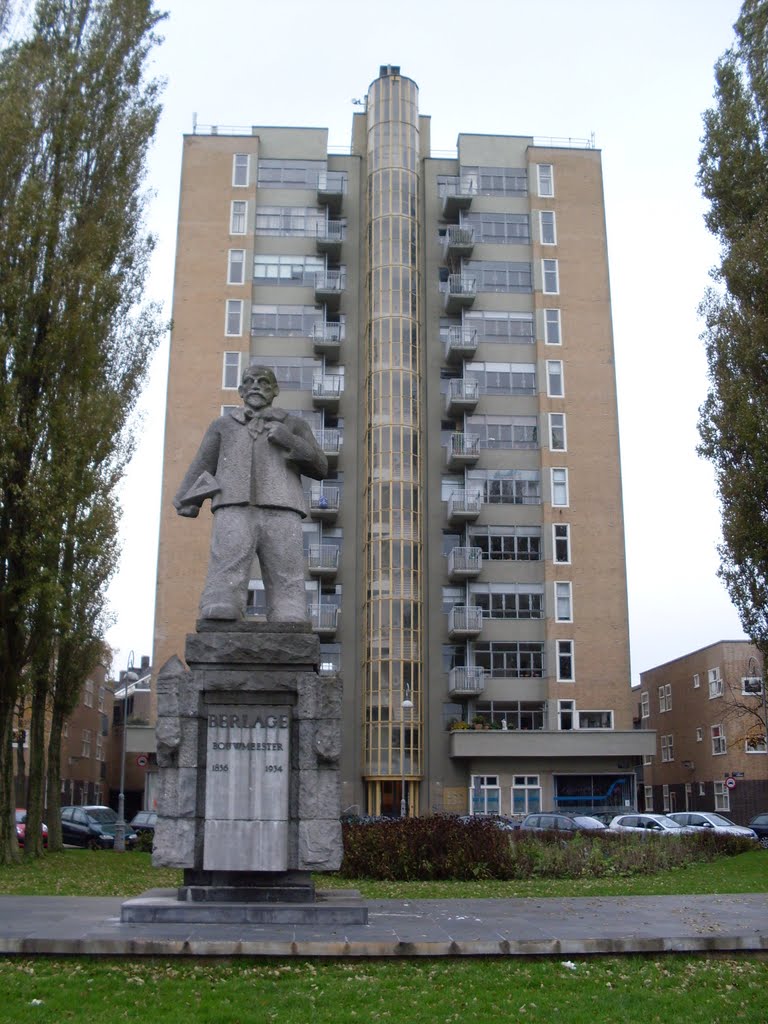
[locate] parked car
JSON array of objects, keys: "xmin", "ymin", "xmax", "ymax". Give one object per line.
[
  {"xmin": 609, "ymin": 813, "xmax": 694, "ymax": 835},
  {"xmin": 130, "ymin": 810, "xmax": 157, "ymax": 835},
  {"xmin": 15, "ymin": 809, "xmax": 48, "ymax": 848},
  {"xmin": 667, "ymin": 811, "xmax": 758, "ymax": 839},
  {"xmin": 748, "ymin": 812, "xmax": 768, "ymax": 848},
  {"xmin": 589, "ymin": 811, "xmax": 623, "ymax": 825},
  {"xmin": 520, "ymin": 813, "xmax": 606, "ymax": 832},
  {"xmin": 457, "ymin": 814, "xmax": 519, "ymax": 832},
  {"xmin": 60, "ymin": 805, "xmax": 137, "ymax": 849}
]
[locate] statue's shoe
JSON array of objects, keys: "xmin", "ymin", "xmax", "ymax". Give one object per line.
[{"xmin": 200, "ymin": 603, "xmax": 240, "ymax": 620}]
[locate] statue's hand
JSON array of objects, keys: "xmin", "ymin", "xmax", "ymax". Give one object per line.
[
  {"xmin": 176, "ymin": 504, "xmax": 200, "ymax": 518},
  {"xmin": 266, "ymin": 422, "xmax": 293, "ymax": 450}
]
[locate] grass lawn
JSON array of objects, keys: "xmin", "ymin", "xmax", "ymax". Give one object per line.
[
  {"xmin": 0, "ymin": 956, "xmax": 765, "ymax": 1024},
  {"xmin": 2, "ymin": 848, "xmax": 766, "ymax": 899}
]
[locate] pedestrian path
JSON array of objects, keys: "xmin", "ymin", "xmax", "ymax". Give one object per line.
[{"xmin": 0, "ymin": 892, "xmax": 766, "ymax": 957}]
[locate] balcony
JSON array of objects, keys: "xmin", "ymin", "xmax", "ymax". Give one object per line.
[
  {"xmin": 447, "ymin": 546, "xmax": 483, "ymax": 581},
  {"xmin": 309, "ymin": 604, "xmax": 339, "ymax": 636},
  {"xmin": 448, "ymin": 605, "xmax": 483, "ymax": 639},
  {"xmin": 445, "ymin": 377, "xmax": 480, "ymax": 415},
  {"xmin": 314, "ymin": 270, "xmax": 345, "ymax": 310},
  {"xmin": 316, "ymin": 428, "xmax": 342, "ymax": 466},
  {"xmin": 312, "ymin": 374, "xmax": 344, "ymax": 410},
  {"xmin": 307, "ymin": 544, "xmax": 339, "ymax": 580},
  {"xmin": 446, "ymin": 432, "xmax": 480, "ymax": 469},
  {"xmin": 315, "ymin": 220, "xmax": 344, "ymax": 257},
  {"xmin": 440, "ymin": 177, "xmax": 475, "ymax": 218},
  {"xmin": 317, "ymin": 171, "xmax": 346, "ymax": 213},
  {"xmin": 442, "ymin": 224, "xmax": 475, "ymax": 261},
  {"xmin": 311, "ymin": 321, "xmax": 343, "ymax": 361},
  {"xmin": 449, "ymin": 729, "xmax": 658, "ymax": 760},
  {"xmin": 444, "ymin": 274, "xmax": 477, "ymax": 314},
  {"xmin": 444, "ymin": 325, "xmax": 478, "ymax": 364},
  {"xmin": 447, "ymin": 489, "xmax": 482, "ymax": 524},
  {"xmin": 448, "ymin": 666, "xmax": 485, "ymax": 698},
  {"xmin": 309, "ymin": 485, "xmax": 340, "ymax": 521}
]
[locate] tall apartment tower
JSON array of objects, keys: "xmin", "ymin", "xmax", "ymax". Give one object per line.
[{"xmin": 154, "ymin": 66, "xmax": 653, "ymax": 819}]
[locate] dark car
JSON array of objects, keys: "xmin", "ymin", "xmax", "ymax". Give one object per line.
[
  {"xmin": 60, "ymin": 805, "xmax": 137, "ymax": 849},
  {"xmin": 130, "ymin": 810, "xmax": 157, "ymax": 835},
  {"xmin": 520, "ymin": 813, "xmax": 606, "ymax": 832},
  {"xmin": 15, "ymin": 809, "xmax": 48, "ymax": 848},
  {"xmin": 748, "ymin": 812, "xmax": 768, "ymax": 849}
]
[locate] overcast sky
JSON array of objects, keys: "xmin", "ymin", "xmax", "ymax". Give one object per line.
[{"xmin": 104, "ymin": 0, "xmax": 747, "ymax": 683}]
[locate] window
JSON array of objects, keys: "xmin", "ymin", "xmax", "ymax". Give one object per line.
[
  {"xmin": 465, "ymin": 361, "xmax": 537, "ymax": 396},
  {"xmin": 742, "ymin": 676, "xmax": 763, "ymax": 696},
  {"xmin": 470, "ymin": 774, "xmax": 501, "ymax": 815},
  {"xmin": 546, "ymin": 360, "xmax": 564, "ymax": 397},
  {"xmin": 658, "ymin": 683, "xmax": 672, "ymax": 713},
  {"xmin": 81, "ymin": 729, "xmax": 92, "ymax": 758},
  {"xmin": 471, "ymin": 582, "xmax": 544, "ymax": 620},
  {"xmin": 554, "ymin": 581, "xmax": 572, "ymax": 622},
  {"xmin": 251, "ymin": 304, "xmax": 324, "ymax": 337},
  {"xmin": 469, "ymin": 525, "xmax": 542, "ymax": 562},
  {"xmin": 578, "ymin": 710, "xmax": 613, "ymax": 729},
  {"xmin": 255, "ymin": 205, "xmax": 328, "ymax": 237},
  {"xmin": 714, "ymin": 780, "xmax": 730, "ymax": 811},
  {"xmin": 662, "ymin": 784, "xmax": 670, "ymax": 813},
  {"xmin": 539, "ymin": 210, "xmax": 556, "ymax": 244},
  {"xmin": 708, "ymin": 667, "xmax": 723, "ymax": 698},
  {"xmin": 227, "ymin": 249, "xmax": 245, "ymax": 285},
  {"xmin": 98, "ymin": 687, "xmax": 105, "ymax": 713},
  {"xmin": 462, "ymin": 309, "xmax": 534, "ymax": 343},
  {"xmin": 225, "ymin": 299, "xmax": 243, "ymax": 336},
  {"xmin": 462, "ymin": 211, "xmax": 530, "ymax": 244},
  {"xmin": 643, "ymin": 752, "xmax": 653, "ymax": 766},
  {"xmin": 253, "ymin": 253, "xmax": 325, "ymax": 285},
  {"xmin": 644, "ymin": 785, "xmax": 654, "ymax": 811},
  {"xmin": 463, "ymin": 260, "xmax": 532, "ymax": 293},
  {"xmin": 693, "ymin": 673, "xmax": 700, "ymax": 689},
  {"xmin": 558, "ymin": 699, "xmax": 574, "ymax": 730},
  {"xmin": 83, "ymin": 679, "xmax": 94, "ymax": 708},
  {"xmin": 461, "ymin": 165, "xmax": 528, "ymax": 196},
  {"xmin": 745, "ymin": 733, "xmax": 767, "ymax": 753},
  {"xmin": 553, "ymin": 523, "xmax": 570, "ymax": 563},
  {"xmin": 661, "ymin": 734, "xmax": 674, "ymax": 762},
  {"xmin": 474, "ymin": 641, "xmax": 545, "ymax": 679},
  {"xmin": 549, "ymin": 412, "xmax": 566, "ymax": 451},
  {"xmin": 222, "ymin": 351, "xmax": 241, "ymax": 389},
  {"xmin": 640, "ymin": 692, "xmax": 650, "ymax": 719},
  {"xmin": 544, "ymin": 308, "xmax": 561, "ymax": 344},
  {"xmin": 233, "ymin": 153, "xmax": 249, "ymax": 187},
  {"xmin": 537, "ymin": 163, "xmax": 554, "ymax": 197},
  {"xmin": 230, "ymin": 200, "xmax": 247, "ymax": 234},
  {"xmin": 256, "ymin": 158, "xmax": 328, "ymax": 189},
  {"xmin": 62, "ymin": 720, "xmax": 68, "ymax": 739},
  {"xmin": 467, "ymin": 468, "xmax": 541, "ymax": 506},
  {"xmin": 512, "ymin": 775, "xmax": 541, "ymax": 815},
  {"xmin": 465, "ymin": 414, "xmax": 538, "ymax": 449},
  {"xmin": 698, "ymin": 782, "xmax": 706, "ymax": 797},
  {"xmin": 551, "ymin": 467, "xmax": 569, "ymax": 507},
  {"xmin": 711, "ymin": 724, "xmax": 727, "ymax": 755},
  {"xmin": 696, "ymin": 726, "xmax": 703, "ymax": 742},
  {"xmin": 556, "ymin": 639, "xmax": 574, "ymax": 681},
  {"xmin": 96, "ymin": 734, "xmax": 104, "ymax": 762},
  {"xmin": 542, "ymin": 258, "xmax": 559, "ymax": 294}
]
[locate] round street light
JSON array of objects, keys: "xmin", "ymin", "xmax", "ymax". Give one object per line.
[{"xmin": 400, "ymin": 695, "xmax": 414, "ymax": 818}]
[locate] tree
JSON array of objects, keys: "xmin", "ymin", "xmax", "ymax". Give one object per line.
[
  {"xmin": 0, "ymin": 0, "xmax": 166, "ymax": 862},
  {"xmin": 698, "ymin": 0, "xmax": 768, "ymax": 690}
]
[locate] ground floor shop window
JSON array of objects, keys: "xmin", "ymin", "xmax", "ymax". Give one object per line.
[
  {"xmin": 554, "ymin": 774, "xmax": 632, "ymax": 814},
  {"xmin": 511, "ymin": 775, "xmax": 541, "ymax": 814}
]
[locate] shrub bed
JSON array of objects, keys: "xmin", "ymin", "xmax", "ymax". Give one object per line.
[{"xmin": 340, "ymin": 817, "xmax": 755, "ymax": 881}]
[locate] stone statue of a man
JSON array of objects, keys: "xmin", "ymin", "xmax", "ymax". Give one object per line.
[{"xmin": 174, "ymin": 364, "xmax": 328, "ymax": 622}]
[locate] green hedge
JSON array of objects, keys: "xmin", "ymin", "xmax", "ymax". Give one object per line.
[{"xmin": 340, "ymin": 817, "xmax": 755, "ymax": 881}]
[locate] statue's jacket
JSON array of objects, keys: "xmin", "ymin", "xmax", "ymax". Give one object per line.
[{"xmin": 173, "ymin": 407, "xmax": 328, "ymax": 519}]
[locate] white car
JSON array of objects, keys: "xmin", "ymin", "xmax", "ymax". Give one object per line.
[
  {"xmin": 608, "ymin": 813, "xmax": 695, "ymax": 835},
  {"xmin": 667, "ymin": 811, "xmax": 758, "ymax": 839}
]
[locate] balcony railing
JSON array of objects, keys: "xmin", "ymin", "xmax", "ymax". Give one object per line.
[
  {"xmin": 317, "ymin": 171, "xmax": 347, "ymax": 212},
  {"xmin": 445, "ymin": 377, "xmax": 480, "ymax": 414},
  {"xmin": 308, "ymin": 604, "xmax": 339, "ymax": 634},
  {"xmin": 444, "ymin": 325, "xmax": 479, "ymax": 363},
  {"xmin": 445, "ymin": 274, "xmax": 477, "ymax": 313},
  {"xmin": 312, "ymin": 374, "xmax": 344, "ymax": 407},
  {"xmin": 316, "ymin": 220, "xmax": 345, "ymax": 247},
  {"xmin": 442, "ymin": 224, "xmax": 475, "ymax": 259},
  {"xmin": 311, "ymin": 320, "xmax": 343, "ymax": 360},
  {"xmin": 315, "ymin": 428, "xmax": 342, "ymax": 460},
  {"xmin": 314, "ymin": 270, "xmax": 345, "ymax": 309},
  {"xmin": 440, "ymin": 177, "xmax": 476, "ymax": 216},
  {"xmin": 307, "ymin": 545, "xmax": 340, "ymax": 576},
  {"xmin": 448, "ymin": 666, "xmax": 485, "ymax": 697},
  {"xmin": 447, "ymin": 489, "xmax": 482, "ymax": 523},
  {"xmin": 447, "ymin": 432, "xmax": 480, "ymax": 468},
  {"xmin": 309, "ymin": 485, "xmax": 340, "ymax": 519},
  {"xmin": 448, "ymin": 605, "xmax": 483, "ymax": 638},
  {"xmin": 447, "ymin": 546, "xmax": 483, "ymax": 579}
]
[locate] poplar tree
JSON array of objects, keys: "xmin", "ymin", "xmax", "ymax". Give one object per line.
[
  {"xmin": 698, "ymin": 0, "xmax": 768, "ymax": 731},
  {"xmin": 0, "ymin": 0, "xmax": 166, "ymax": 861}
]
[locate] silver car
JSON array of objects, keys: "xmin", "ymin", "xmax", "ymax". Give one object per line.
[
  {"xmin": 608, "ymin": 813, "xmax": 695, "ymax": 835},
  {"xmin": 667, "ymin": 811, "xmax": 757, "ymax": 839}
]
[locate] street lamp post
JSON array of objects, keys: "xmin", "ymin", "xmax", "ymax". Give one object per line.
[
  {"xmin": 400, "ymin": 694, "xmax": 413, "ymax": 818},
  {"xmin": 114, "ymin": 652, "xmax": 138, "ymax": 852}
]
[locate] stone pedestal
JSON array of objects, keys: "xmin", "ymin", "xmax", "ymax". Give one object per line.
[{"xmin": 148, "ymin": 621, "xmax": 345, "ymax": 907}]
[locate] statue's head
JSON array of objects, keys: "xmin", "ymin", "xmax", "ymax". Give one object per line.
[{"xmin": 239, "ymin": 364, "xmax": 279, "ymax": 412}]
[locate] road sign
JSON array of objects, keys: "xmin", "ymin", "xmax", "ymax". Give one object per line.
[
  {"xmin": 136, "ymin": 755, "xmax": 148, "ymax": 767},
  {"xmin": 725, "ymin": 776, "xmax": 736, "ymax": 790}
]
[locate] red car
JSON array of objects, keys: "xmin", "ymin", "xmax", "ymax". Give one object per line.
[{"xmin": 15, "ymin": 809, "xmax": 48, "ymax": 848}]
